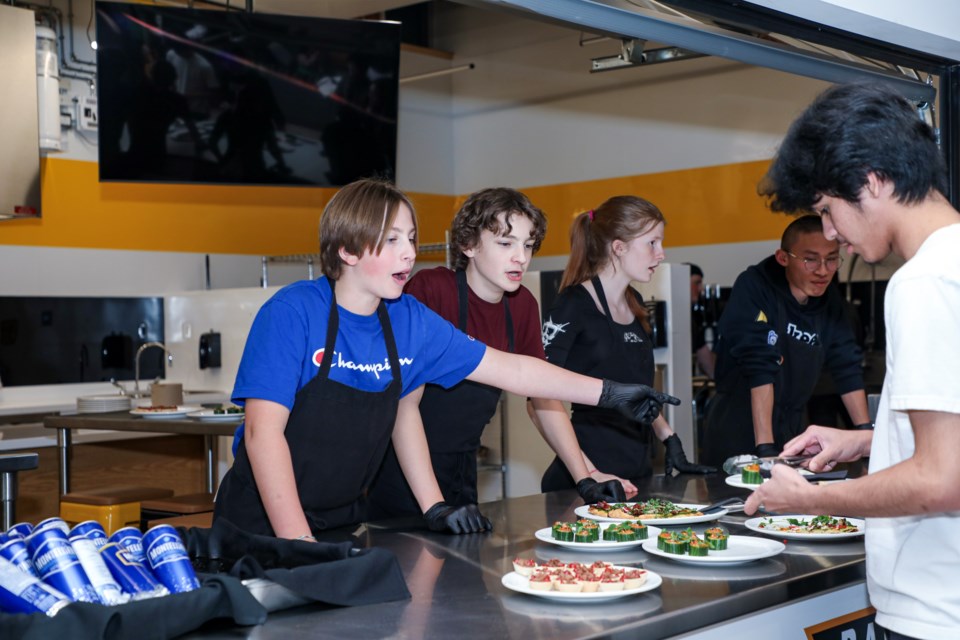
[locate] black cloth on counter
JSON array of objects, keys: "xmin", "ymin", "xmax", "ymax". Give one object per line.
[
  {"xmin": 1, "ymin": 519, "xmax": 409, "ymax": 640},
  {"xmin": 180, "ymin": 517, "xmax": 410, "ymax": 607},
  {"xmin": 0, "ymin": 573, "xmax": 265, "ymax": 640}
]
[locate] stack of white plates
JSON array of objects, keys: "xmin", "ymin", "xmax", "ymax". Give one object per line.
[{"xmin": 77, "ymin": 395, "xmax": 132, "ymax": 413}]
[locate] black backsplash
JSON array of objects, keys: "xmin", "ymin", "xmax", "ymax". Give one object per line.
[{"xmin": 0, "ymin": 297, "xmax": 165, "ymax": 386}]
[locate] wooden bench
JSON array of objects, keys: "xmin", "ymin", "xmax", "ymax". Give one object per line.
[
  {"xmin": 60, "ymin": 485, "xmax": 174, "ymax": 534},
  {"xmin": 140, "ymin": 492, "xmax": 215, "ymax": 530}
]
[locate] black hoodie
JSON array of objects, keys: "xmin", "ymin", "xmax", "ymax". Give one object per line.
[{"xmin": 702, "ymin": 256, "xmax": 864, "ymax": 465}]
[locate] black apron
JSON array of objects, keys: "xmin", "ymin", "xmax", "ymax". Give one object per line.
[
  {"xmin": 541, "ymin": 277, "xmax": 655, "ymax": 492},
  {"xmin": 702, "ymin": 296, "xmax": 825, "ymax": 466},
  {"xmin": 214, "ymin": 282, "xmax": 403, "ymax": 534},
  {"xmin": 367, "ymin": 270, "xmax": 513, "ymax": 518}
]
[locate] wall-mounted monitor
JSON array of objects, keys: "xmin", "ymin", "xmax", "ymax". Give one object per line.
[{"xmin": 96, "ymin": 2, "xmax": 400, "ymax": 187}]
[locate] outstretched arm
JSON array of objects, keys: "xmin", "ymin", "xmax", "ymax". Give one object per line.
[
  {"xmin": 469, "ymin": 349, "xmax": 602, "ymax": 404},
  {"xmin": 745, "ymin": 410, "xmax": 960, "ymax": 517}
]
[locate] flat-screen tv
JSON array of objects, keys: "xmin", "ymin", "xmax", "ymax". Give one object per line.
[{"xmin": 96, "ymin": 2, "xmax": 400, "ymax": 187}]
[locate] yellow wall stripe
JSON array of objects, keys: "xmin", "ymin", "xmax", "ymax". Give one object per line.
[{"xmin": 0, "ymin": 158, "xmax": 786, "ymax": 256}]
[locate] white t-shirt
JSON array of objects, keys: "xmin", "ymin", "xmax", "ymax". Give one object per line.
[{"xmin": 867, "ymin": 223, "xmax": 960, "ymax": 639}]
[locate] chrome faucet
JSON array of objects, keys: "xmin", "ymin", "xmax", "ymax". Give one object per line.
[{"xmin": 134, "ymin": 342, "xmax": 173, "ymax": 398}]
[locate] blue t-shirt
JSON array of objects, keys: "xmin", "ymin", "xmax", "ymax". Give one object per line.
[{"xmin": 231, "ymin": 277, "xmax": 486, "ymax": 450}]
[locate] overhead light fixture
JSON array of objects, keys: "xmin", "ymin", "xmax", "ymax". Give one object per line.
[{"xmin": 591, "ymin": 38, "xmax": 704, "ymax": 72}]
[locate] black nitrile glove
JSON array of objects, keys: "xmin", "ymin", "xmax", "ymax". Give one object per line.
[
  {"xmin": 755, "ymin": 442, "xmax": 780, "ymax": 459},
  {"xmin": 597, "ymin": 380, "xmax": 681, "ymax": 425},
  {"xmin": 662, "ymin": 434, "xmax": 717, "ymax": 475},
  {"xmin": 423, "ymin": 501, "xmax": 492, "ymax": 534},
  {"xmin": 576, "ymin": 477, "xmax": 626, "ymax": 504}
]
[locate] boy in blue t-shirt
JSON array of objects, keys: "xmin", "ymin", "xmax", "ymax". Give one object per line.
[{"xmin": 214, "ymin": 178, "xmax": 679, "ymax": 539}]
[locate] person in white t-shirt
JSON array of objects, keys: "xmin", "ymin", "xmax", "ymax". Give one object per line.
[{"xmin": 744, "ymin": 83, "xmax": 960, "ymax": 640}]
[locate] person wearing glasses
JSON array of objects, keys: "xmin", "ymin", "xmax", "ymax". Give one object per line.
[{"xmin": 701, "ymin": 214, "xmax": 871, "ymax": 466}]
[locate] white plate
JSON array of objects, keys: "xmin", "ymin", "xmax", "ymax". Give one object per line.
[
  {"xmin": 500, "ymin": 566, "xmax": 661, "ymax": 603},
  {"xmin": 725, "ymin": 469, "xmax": 814, "ymax": 490},
  {"xmin": 640, "ymin": 536, "xmax": 785, "ymax": 566},
  {"xmin": 574, "ymin": 503, "xmax": 726, "ymax": 526},
  {"xmin": 534, "ymin": 526, "xmax": 662, "ymax": 552},
  {"xmin": 744, "ymin": 516, "xmax": 865, "ymax": 540},
  {"xmin": 129, "ymin": 405, "xmax": 202, "ymax": 420},
  {"xmin": 187, "ymin": 409, "xmax": 245, "ymax": 422}
]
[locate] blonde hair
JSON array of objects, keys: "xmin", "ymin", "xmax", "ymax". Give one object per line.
[{"xmin": 319, "ymin": 179, "xmax": 417, "ymax": 279}]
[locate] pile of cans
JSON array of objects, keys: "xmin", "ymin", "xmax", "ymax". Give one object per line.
[{"xmin": 0, "ymin": 518, "xmax": 201, "ymax": 617}]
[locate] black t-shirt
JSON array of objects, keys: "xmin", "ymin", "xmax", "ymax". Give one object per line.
[{"xmin": 542, "ymin": 284, "xmax": 656, "ymax": 481}]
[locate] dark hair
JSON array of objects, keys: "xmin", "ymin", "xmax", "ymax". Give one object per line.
[
  {"xmin": 449, "ymin": 188, "xmax": 547, "ymax": 271},
  {"xmin": 561, "ymin": 195, "xmax": 664, "ymax": 326},
  {"xmin": 684, "ymin": 262, "xmax": 703, "ymax": 278},
  {"xmin": 760, "ymin": 82, "xmax": 946, "ymax": 213},
  {"xmin": 780, "ymin": 214, "xmax": 824, "ymax": 251},
  {"xmin": 319, "ymin": 178, "xmax": 417, "ymax": 279}
]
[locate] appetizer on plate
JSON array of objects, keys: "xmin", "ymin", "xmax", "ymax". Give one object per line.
[
  {"xmin": 587, "ymin": 499, "xmax": 703, "ymax": 521},
  {"xmin": 656, "ymin": 528, "xmax": 728, "ymax": 557},
  {"xmin": 507, "ymin": 558, "xmax": 648, "ymax": 594},
  {"xmin": 741, "ymin": 463, "xmax": 763, "ymax": 485},
  {"xmin": 756, "ymin": 515, "xmax": 860, "ymax": 535}
]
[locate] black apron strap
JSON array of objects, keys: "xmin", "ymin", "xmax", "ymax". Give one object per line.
[{"xmin": 591, "ymin": 275, "xmax": 620, "ymax": 344}]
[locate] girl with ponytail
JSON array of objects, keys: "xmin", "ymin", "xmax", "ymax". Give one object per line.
[{"xmin": 539, "ymin": 196, "xmax": 715, "ymax": 492}]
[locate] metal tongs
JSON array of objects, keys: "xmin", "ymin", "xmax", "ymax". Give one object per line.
[
  {"xmin": 723, "ymin": 454, "xmax": 847, "ymax": 482},
  {"xmin": 722, "ymin": 454, "xmax": 812, "ymax": 475}
]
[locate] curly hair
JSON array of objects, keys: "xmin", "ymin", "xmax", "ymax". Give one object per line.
[
  {"xmin": 449, "ymin": 188, "xmax": 547, "ymax": 271},
  {"xmin": 760, "ymin": 82, "xmax": 946, "ymax": 213}
]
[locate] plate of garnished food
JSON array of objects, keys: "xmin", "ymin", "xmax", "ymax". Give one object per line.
[
  {"xmin": 535, "ymin": 519, "xmax": 662, "ymax": 552},
  {"xmin": 574, "ymin": 499, "xmax": 726, "ymax": 525},
  {"xmin": 188, "ymin": 405, "xmax": 245, "ymax": 421},
  {"xmin": 744, "ymin": 515, "xmax": 865, "ymax": 540},
  {"xmin": 130, "ymin": 405, "xmax": 202, "ymax": 420},
  {"xmin": 503, "ymin": 558, "xmax": 661, "ymax": 602},
  {"xmin": 641, "ymin": 527, "xmax": 785, "ymax": 566}
]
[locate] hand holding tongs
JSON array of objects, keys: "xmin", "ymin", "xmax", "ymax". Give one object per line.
[
  {"xmin": 722, "ymin": 454, "xmax": 812, "ymax": 474},
  {"xmin": 723, "ymin": 454, "xmax": 847, "ymax": 482}
]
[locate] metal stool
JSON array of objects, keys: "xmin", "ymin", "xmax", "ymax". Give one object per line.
[{"xmin": 0, "ymin": 452, "xmax": 39, "ymax": 530}]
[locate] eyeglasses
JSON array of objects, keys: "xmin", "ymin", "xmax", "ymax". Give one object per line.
[{"xmin": 785, "ymin": 251, "xmax": 843, "ymax": 273}]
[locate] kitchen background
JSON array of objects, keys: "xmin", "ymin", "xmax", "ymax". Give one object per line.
[{"xmin": 0, "ymin": 0, "xmax": 954, "ymax": 520}]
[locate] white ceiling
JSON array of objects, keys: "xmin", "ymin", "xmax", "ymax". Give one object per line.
[{"xmin": 743, "ymin": 0, "xmax": 960, "ymax": 61}]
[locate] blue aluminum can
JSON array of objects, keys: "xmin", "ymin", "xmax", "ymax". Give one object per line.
[
  {"xmin": 0, "ymin": 536, "xmax": 40, "ymax": 578},
  {"xmin": 0, "ymin": 556, "xmax": 70, "ymax": 617},
  {"xmin": 108, "ymin": 526, "xmax": 146, "ymax": 564},
  {"xmin": 34, "ymin": 517, "xmax": 70, "ymax": 535},
  {"xmin": 25, "ymin": 527, "xmax": 100, "ymax": 603},
  {"xmin": 5, "ymin": 522, "xmax": 33, "ymax": 539},
  {"xmin": 98, "ymin": 542, "xmax": 169, "ymax": 600},
  {"xmin": 69, "ymin": 534, "xmax": 127, "ymax": 605},
  {"xmin": 143, "ymin": 525, "xmax": 200, "ymax": 593},
  {"xmin": 70, "ymin": 521, "xmax": 109, "ymax": 550}
]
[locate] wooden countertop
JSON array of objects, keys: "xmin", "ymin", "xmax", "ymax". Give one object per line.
[{"xmin": 43, "ymin": 411, "xmax": 241, "ymax": 437}]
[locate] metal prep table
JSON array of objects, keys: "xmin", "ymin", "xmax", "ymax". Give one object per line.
[{"xmin": 181, "ymin": 472, "xmax": 868, "ymax": 639}]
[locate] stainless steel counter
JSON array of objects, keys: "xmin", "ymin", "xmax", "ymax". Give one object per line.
[{"xmin": 182, "ymin": 473, "xmax": 866, "ymax": 639}]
